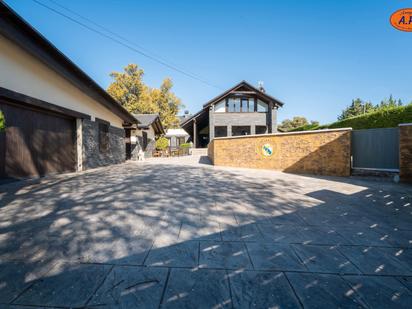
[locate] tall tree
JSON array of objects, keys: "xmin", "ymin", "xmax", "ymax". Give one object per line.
[
  {"xmin": 278, "ymin": 116, "xmax": 312, "ymax": 131},
  {"xmin": 338, "ymin": 96, "xmax": 408, "ymax": 121},
  {"xmin": 338, "ymin": 98, "xmax": 375, "ymax": 120},
  {"xmin": 107, "ymin": 64, "xmax": 183, "ymax": 129},
  {"xmin": 379, "ymin": 95, "xmax": 403, "ymax": 109},
  {"xmin": 149, "ymin": 78, "xmax": 181, "ymax": 128}
]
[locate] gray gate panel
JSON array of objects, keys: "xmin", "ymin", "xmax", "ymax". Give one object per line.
[{"xmin": 352, "ymin": 128, "xmax": 399, "ymax": 170}]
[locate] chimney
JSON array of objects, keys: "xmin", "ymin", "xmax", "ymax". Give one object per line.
[{"xmin": 258, "ymin": 81, "xmax": 265, "ymax": 93}]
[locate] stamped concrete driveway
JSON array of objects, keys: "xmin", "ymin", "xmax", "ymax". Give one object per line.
[{"xmin": 0, "ymin": 155, "xmax": 412, "ymax": 308}]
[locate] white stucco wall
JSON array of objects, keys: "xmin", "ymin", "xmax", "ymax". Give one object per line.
[{"xmin": 0, "ymin": 34, "xmax": 124, "ymax": 128}]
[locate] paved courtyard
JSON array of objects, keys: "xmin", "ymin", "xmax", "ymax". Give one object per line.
[{"xmin": 0, "ymin": 155, "xmax": 412, "ymax": 308}]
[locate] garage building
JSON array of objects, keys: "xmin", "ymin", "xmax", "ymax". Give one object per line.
[{"xmin": 0, "ymin": 2, "xmax": 136, "ymax": 181}]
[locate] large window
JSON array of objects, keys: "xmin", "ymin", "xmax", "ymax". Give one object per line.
[
  {"xmin": 226, "ymin": 97, "xmax": 256, "ymax": 112},
  {"xmin": 257, "ymin": 99, "xmax": 268, "ymax": 112},
  {"xmin": 248, "ymin": 98, "xmax": 255, "ymax": 112},
  {"xmin": 227, "ymin": 98, "xmax": 234, "ymax": 112},
  {"xmin": 256, "ymin": 126, "xmax": 267, "ymax": 135},
  {"xmin": 241, "ymin": 98, "xmax": 247, "ymax": 112},
  {"xmin": 215, "ymin": 126, "xmax": 227, "ymax": 138},
  {"xmin": 232, "ymin": 126, "xmax": 251, "ymax": 136},
  {"xmin": 227, "ymin": 98, "xmax": 241, "ymax": 112},
  {"xmin": 215, "ymin": 100, "xmax": 226, "ymax": 113}
]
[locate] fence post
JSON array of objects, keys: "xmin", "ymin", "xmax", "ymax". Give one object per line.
[{"xmin": 399, "ymin": 123, "xmax": 412, "ymax": 182}]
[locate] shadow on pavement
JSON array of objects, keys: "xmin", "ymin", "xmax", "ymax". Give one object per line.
[{"xmin": 0, "ymin": 162, "xmax": 411, "ymax": 308}]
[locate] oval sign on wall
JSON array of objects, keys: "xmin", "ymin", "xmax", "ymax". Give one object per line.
[
  {"xmin": 262, "ymin": 143, "xmax": 273, "ymax": 157},
  {"xmin": 390, "ymin": 8, "xmax": 412, "ymax": 32}
]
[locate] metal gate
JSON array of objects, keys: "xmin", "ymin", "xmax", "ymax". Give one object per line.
[{"xmin": 352, "ymin": 128, "xmax": 399, "ymax": 171}]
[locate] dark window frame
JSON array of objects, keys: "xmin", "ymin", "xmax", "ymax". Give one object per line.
[
  {"xmin": 232, "ymin": 126, "xmax": 251, "ymax": 136},
  {"xmin": 98, "ymin": 121, "xmax": 109, "ymax": 153},
  {"xmin": 177, "ymin": 136, "xmax": 185, "ymax": 146},
  {"xmin": 142, "ymin": 131, "xmax": 148, "ymax": 151},
  {"xmin": 215, "ymin": 126, "xmax": 228, "ymax": 138},
  {"xmin": 256, "ymin": 125, "xmax": 267, "ymax": 135},
  {"xmin": 225, "ymin": 96, "xmax": 258, "ymax": 113}
]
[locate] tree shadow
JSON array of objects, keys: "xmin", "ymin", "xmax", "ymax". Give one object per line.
[{"xmin": 0, "ymin": 162, "xmax": 411, "ymax": 308}]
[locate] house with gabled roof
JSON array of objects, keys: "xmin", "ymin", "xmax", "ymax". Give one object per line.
[
  {"xmin": 0, "ymin": 2, "xmax": 137, "ymax": 180},
  {"xmin": 180, "ymin": 81, "xmax": 284, "ymax": 148},
  {"xmin": 125, "ymin": 114, "xmax": 164, "ymax": 160}
]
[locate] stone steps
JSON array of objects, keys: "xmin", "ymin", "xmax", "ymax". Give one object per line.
[{"xmin": 191, "ymin": 148, "xmax": 208, "ymax": 156}]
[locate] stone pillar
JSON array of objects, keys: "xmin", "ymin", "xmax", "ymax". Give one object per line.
[
  {"xmin": 76, "ymin": 118, "xmax": 83, "ymax": 171},
  {"xmin": 227, "ymin": 124, "xmax": 232, "ymax": 137},
  {"xmin": 272, "ymin": 107, "xmax": 278, "ymax": 133},
  {"xmin": 399, "ymin": 123, "xmax": 412, "ymax": 182},
  {"xmin": 251, "ymin": 125, "xmax": 256, "ymax": 135},
  {"xmin": 209, "ymin": 106, "xmax": 215, "ymax": 142},
  {"xmin": 193, "ymin": 118, "xmax": 197, "ymax": 148}
]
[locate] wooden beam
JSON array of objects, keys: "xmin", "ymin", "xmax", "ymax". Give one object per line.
[{"xmin": 0, "ymin": 87, "xmax": 91, "ymax": 119}]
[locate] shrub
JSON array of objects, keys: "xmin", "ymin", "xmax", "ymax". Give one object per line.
[
  {"xmin": 179, "ymin": 143, "xmax": 191, "ymax": 148},
  {"xmin": 155, "ymin": 137, "xmax": 169, "ymax": 150},
  {"xmin": 289, "ymin": 123, "xmax": 320, "ymax": 132},
  {"xmin": 0, "ymin": 111, "xmax": 5, "ymax": 132}
]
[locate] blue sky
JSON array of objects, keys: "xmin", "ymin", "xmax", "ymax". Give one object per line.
[{"xmin": 5, "ymin": 0, "xmax": 412, "ymax": 123}]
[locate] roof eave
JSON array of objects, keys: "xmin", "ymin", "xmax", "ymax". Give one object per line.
[
  {"xmin": 202, "ymin": 80, "xmax": 284, "ymax": 108},
  {"xmin": 180, "ymin": 108, "xmax": 208, "ymax": 127},
  {"xmin": 0, "ymin": 2, "xmax": 136, "ymax": 124}
]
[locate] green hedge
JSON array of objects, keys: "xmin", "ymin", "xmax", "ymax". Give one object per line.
[
  {"xmin": 289, "ymin": 123, "xmax": 321, "ymax": 132},
  {"xmin": 289, "ymin": 104, "xmax": 412, "ymax": 132},
  {"xmin": 328, "ymin": 104, "xmax": 412, "ymax": 130},
  {"xmin": 179, "ymin": 143, "xmax": 191, "ymax": 148}
]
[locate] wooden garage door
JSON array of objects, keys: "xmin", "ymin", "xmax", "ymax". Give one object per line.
[{"xmin": 0, "ymin": 100, "xmax": 76, "ymax": 179}]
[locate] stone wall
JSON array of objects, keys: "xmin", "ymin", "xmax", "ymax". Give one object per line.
[
  {"xmin": 399, "ymin": 124, "xmax": 412, "ymax": 182},
  {"xmin": 208, "ymin": 139, "xmax": 215, "ymax": 164},
  {"xmin": 208, "ymin": 128, "xmax": 351, "ymax": 176},
  {"xmin": 82, "ymin": 119, "xmax": 125, "ymax": 169},
  {"xmin": 130, "ymin": 136, "xmax": 155, "ymax": 160}
]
